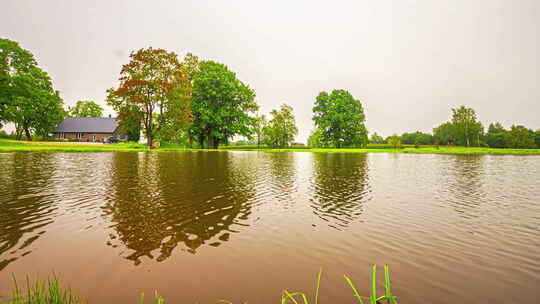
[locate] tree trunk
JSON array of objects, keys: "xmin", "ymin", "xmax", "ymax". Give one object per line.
[
  {"xmin": 465, "ymin": 123, "xmax": 470, "ymax": 147},
  {"xmin": 207, "ymin": 129, "xmax": 219, "ymax": 149},
  {"xmin": 198, "ymin": 133, "xmax": 205, "ymax": 148},
  {"xmin": 14, "ymin": 123, "xmax": 21, "ymax": 140},
  {"xmin": 207, "ymin": 135, "xmax": 219, "ymax": 149},
  {"xmin": 207, "ymin": 130, "xmax": 214, "ymax": 149},
  {"xmin": 24, "ymin": 125, "xmax": 32, "ymax": 141},
  {"xmin": 146, "ymin": 129, "xmax": 153, "ymax": 148}
]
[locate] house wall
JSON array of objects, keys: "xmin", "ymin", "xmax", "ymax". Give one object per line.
[{"xmin": 55, "ymin": 133, "xmax": 114, "ymax": 142}]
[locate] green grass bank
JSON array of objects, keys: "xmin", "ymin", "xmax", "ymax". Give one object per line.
[{"xmin": 1, "ymin": 139, "xmax": 540, "ymax": 155}]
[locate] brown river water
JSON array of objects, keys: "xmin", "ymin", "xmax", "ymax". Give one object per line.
[{"xmin": 0, "ymin": 151, "xmax": 539, "ymax": 303}]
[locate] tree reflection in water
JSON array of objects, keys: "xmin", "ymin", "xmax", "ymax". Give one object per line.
[
  {"xmin": 440, "ymin": 155, "xmax": 487, "ymax": 219},
  {"xmin": 0, "ymin": 154, "xmax": 57, "ymax": 270},
  {"xmin": 310, "ymin": 153, "xmax": 371, "ymax": 230},
  {"xmin": 102, "ymin": 152, "xmax": 255, "ymax": 265},
  {"xmin": 263, "ymin": 152, "xmax": 298, "ymax": 205}
]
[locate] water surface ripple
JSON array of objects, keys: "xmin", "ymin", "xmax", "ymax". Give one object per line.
[{"xmin": 0, "ymin": 152, "xmax": 539, "ymax": 303}]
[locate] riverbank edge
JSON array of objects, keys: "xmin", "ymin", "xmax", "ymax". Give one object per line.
[
  {"xmin": 218, "ymin": 147, "xmax": 540, "ymax": 155},
  {"xmin": 1, "ymin": 140, "xmax": 540, "ymax": 155}
]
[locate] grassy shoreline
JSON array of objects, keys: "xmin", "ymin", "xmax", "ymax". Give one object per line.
[
  {"xmin": 1, "ymin": 139, "xmax": 540, "ymax": 155},
  {"xmin": 218, "ymin": 146, "xmax": 540, "ymax": 155}
]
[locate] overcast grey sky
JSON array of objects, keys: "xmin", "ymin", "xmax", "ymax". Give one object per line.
[{"xmin": 2, "ymin": 0, "xmax": 539, "ymax": 141}]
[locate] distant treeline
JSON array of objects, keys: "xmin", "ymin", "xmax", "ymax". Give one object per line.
[{"xmin": 369, "ymin": 106, "xmax": 540, "ymax": 149}]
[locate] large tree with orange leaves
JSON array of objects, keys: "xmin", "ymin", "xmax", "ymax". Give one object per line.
[{"xmin": 107, "ymin": 48, "xmax": 192, "ymax": 147}]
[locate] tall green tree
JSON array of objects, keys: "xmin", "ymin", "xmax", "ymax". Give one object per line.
[
  {"xmin": 68, "ymin": 100, "xmax": 104, "ymax": 117},
  {"xmin": 181, "ymin": 53, "xmax": 200, "ymax": 82},
  {"xmin": 107, "ymin": 48, "xmax": 192, "ymax": 147},
  {"xmin": 535, "ymin": 130, "xmax": 540, "ymax": 148},
  {"xmin": 433, "ymin": 122, "xmax": 456, "ymax": 145},
  {"xmin": 369, "ymin": 132, "xmax": 385, "ymax": 144},
  {"xmin": 387, "ymin": 134, "xmax": 402, "ymax": 149},
  {"xmin": 263, "ymin": 104, "xmax": 298, "ymax": 148},
  {"xmin": 180, "ymin": 53, "xmax": 200, "ymax": 147},
  {"xmin": 191, "ymin": 61, "xmax": 257, "ymax": 149},
  {"xmin": 485, "ymin": 122, "xmax": 507, "ymax": 148},
  {"xmin": 308, "ymin": 127, "xmax": 325, "ymax": 147},
  {"xmin": 116, "ymin": 107, "xmax": 141, "ymax": 142},
  {"xmin": 253, "ymin": 114, "xmax": 267, "ymax": 147},
  {"xmin": 451, "ymin": 105, "xmax": 483, "ymax": 147},
  {"xmin": 0, "ymin": 38, "xmax": 34, "ymax": 122},
  {"xmin": 312, "ymin": 89, "xmax": 367, "ymax": 148},
  {"xmin": 504, "ymin": 125, "xmax": 535, "ymax": 148},
  {"xmin": 0, "ymin": 38, "xmax": 65, "ymax": 140}
]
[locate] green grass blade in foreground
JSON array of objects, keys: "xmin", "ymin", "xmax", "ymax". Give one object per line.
[
  {"xmin": 281, "ymin": 290, "xmax": 298, "ymax": 304},
  {"xmin": 281, "ymin": 290, "xmax": 304, "ymax": 304},
  {"xmin": 137, "ymin": 291, "xmax": 165, "ymax": 304},
  {"xmin": 315, "ymin": 268, "xmax": 322, "ymax": 304},
  {"xmin": 3, "ymin": 266, "xmax": 398, "ymax": 303},
  {"xmin": 343, "ymin": 275, "xmax": 365, "ymax": 304},
  {"xmin": 153, "ymin": 291, "xmax": 164, "ymax": 304},
  {"xmin": 371, "ymin": 264, "xmax": 377, "ymax": 304},
  {"xmin": 3, "ymin": 275, "xmax": 84, "ymax": 304},
  {"xmin": 384, "ymin": 265, "xmax": 398, "ymax": 304}
]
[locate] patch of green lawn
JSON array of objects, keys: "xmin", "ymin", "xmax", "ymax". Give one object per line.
[{"xmin": 1, "ymin": 139, "xmax": 539, "ymax": 155}]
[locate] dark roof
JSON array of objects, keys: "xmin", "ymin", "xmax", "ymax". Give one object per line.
[{"xmin": 53, "ymin": 118, "xmax": 119, "ymax": 133}]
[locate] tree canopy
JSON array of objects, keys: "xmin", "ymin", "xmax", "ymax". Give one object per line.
[
  {"xmin": 369, "ymin": 132, "xmax": 385, "ymax": 144},
  {"xmin": 191, "ymin": 61, "xmax": 257, "ymax": 149},
  {"xmin": 485, "ymin": 122, "xmax": 506, "ymax": 148},
  {"xmin": 107, "ymin": 48, "xmax": 192, "ymax": 147},
  {"xmin": 263, "ymin": 104, "xmax": 298, "ymax": 148},
  {"xmin": 401, "ymin": 131, "xmax": 434, "ymax": 145},
  {"xmin": 253, "ymin": 114, "xmax": 267, "ymax": 147},
  {"xmin": 313, "ymin": 89, "xmax": 367, "ymax": 148},
  {"xmin": 308, "ymin": 128, "xmax": 323, "ymax": 147},
  {"xmin": 0, "ymin": 38, "xmax": 65, "ymax": 140},
  {"xmin": 68, "ymin": 100, "xmax": 104, "ymax": 117},
  {"xmin": 451, "ymin": 105, "xmax": 483, "ymax": 147},
  {"xmin": 387, "ymin": 134, "xmax": 402, "ymax": 149},
  {"xmin": 433, "ymin": 106, "xmax": 483, "ymax": 147},
  {"xmin": 505, "ymin": 125, "xmax": 536, "ymax": 148},
  {"xmin": 433, "ymin": 122, "xmax": 455, "ymax": 145}
]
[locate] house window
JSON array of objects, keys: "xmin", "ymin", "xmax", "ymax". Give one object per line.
[{"xmin": 76, "ymin": 133, "xmax": 84, "ymax": 139}]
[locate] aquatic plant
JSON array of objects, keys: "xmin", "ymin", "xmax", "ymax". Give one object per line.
[
  {"xmin": 2, "ymin": 265, "xmax": 397, "ymax": 303},
  {"xmin": 278, "ymin": 265, "xmax": 397, "ymax": 304},
  {"xmin": 139, "ymin": 292, "xmax": 165, "ymax": 304},
  {"xmin": 3, "ymin": 274, "xmax": 83, "ymax": 304}
]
